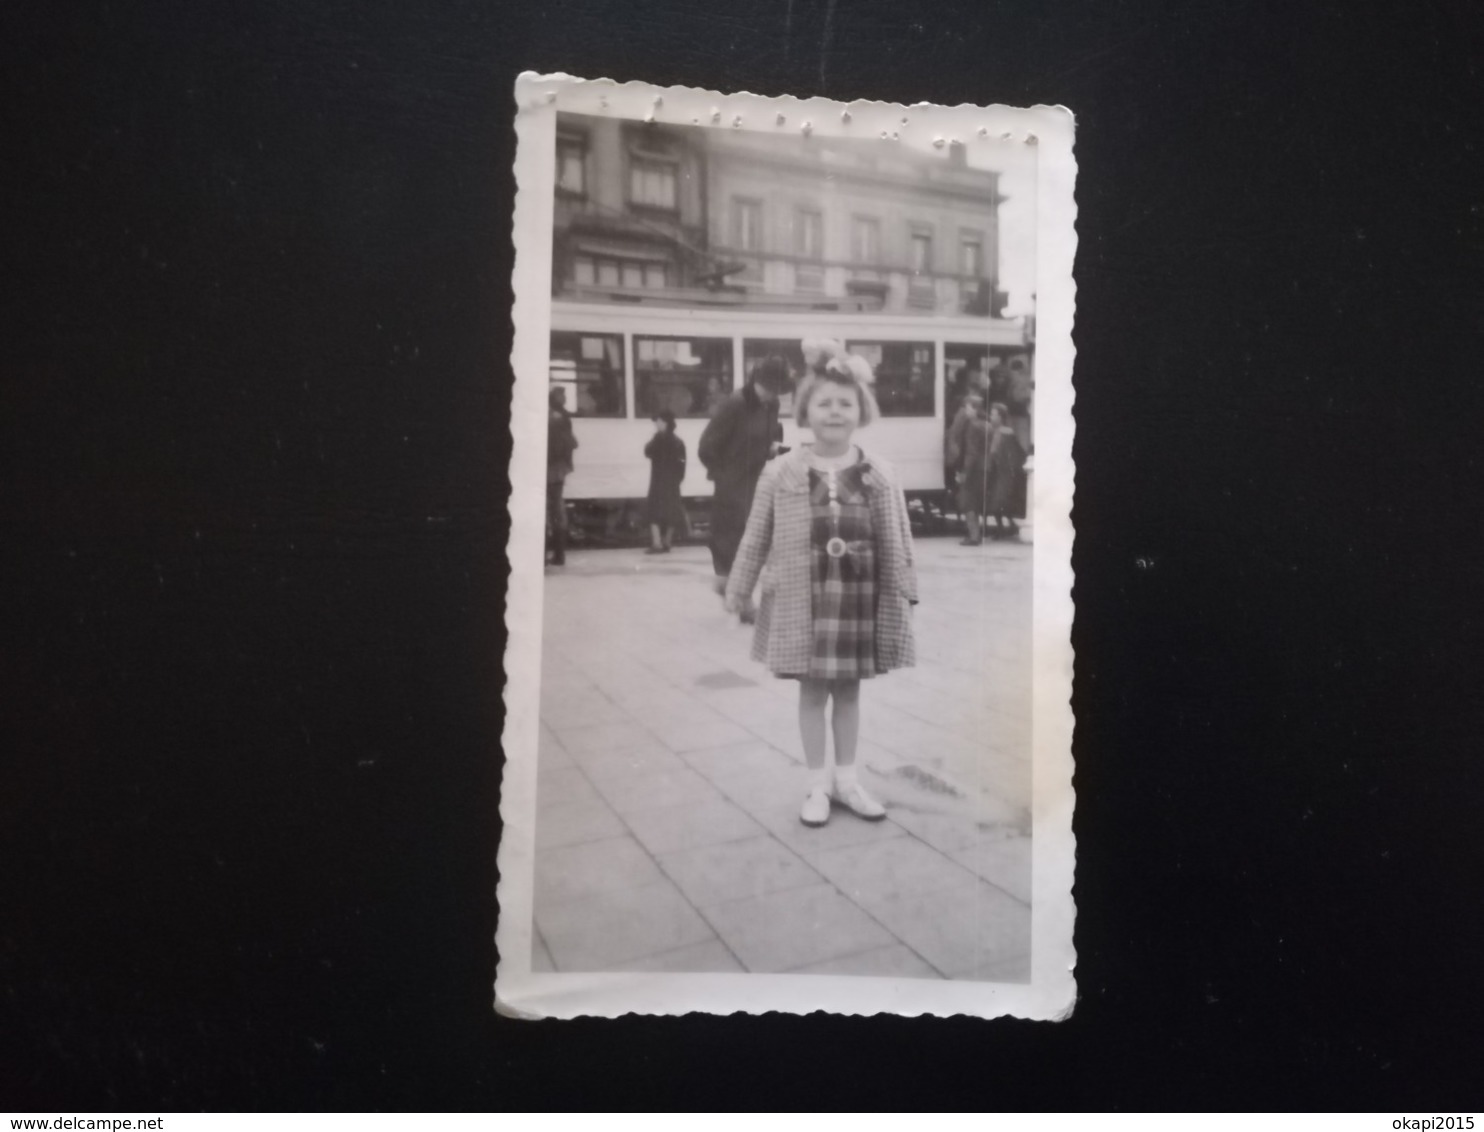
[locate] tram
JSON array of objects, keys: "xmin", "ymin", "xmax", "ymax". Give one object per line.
[{"xmin": 548, "ymin": 301, "xmax": 1032, "ymax": 542}]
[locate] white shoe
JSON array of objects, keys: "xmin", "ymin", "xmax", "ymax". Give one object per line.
[
  {"xmin": 800, "ymin": 787, "xmax": 830, "ymax": 827},
  {"xmin": 831, "ymin": 781, "xmax": 887, "ymax": 821}
]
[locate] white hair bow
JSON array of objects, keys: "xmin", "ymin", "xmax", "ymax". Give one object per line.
[{"xmin": 801, "ymin": 338, "xmax": 875, "ymax": 385}]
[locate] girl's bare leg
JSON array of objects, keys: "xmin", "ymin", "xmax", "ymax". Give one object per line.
[
  {"xmin": 798, "ymin": 679, "xmax": 833, "ymax": 826},
  {"xmin": 829, "ymin": 679, "xmax": 861, "ymax": 767},
  {"xmin": 798, "ymin": 679, "xmax": 830, "ymax": 770},
  {"xmin": 829, "ymin": 679, "xmax": 884, "ymax": 820}
]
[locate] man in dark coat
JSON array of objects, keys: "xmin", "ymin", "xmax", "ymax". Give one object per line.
[
  {"xmin": 546, "ymin": 386, "xmax": 578, "ymax": 566},
  {"xmin": 698, "ymin": 357, "xmax": 786, "ymax": 604},
  {"xmin": 1005, "ymin": 357, "xmax": 1034, "ymax": 453}
]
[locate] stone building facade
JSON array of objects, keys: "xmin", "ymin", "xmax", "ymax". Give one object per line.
[{"xmin": 551, "ymin": 112, "xmax": 1008, "ymax": 316}]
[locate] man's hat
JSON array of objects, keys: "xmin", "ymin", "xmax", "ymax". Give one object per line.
[{"xmin": 750, "ymin": 355, "xmax": 790, "ymax": 392}]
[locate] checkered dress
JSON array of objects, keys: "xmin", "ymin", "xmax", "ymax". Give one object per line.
[
  {"xmin": 803, "ymin": 463, "xmax": 878, "ymax": 679},
  {"xmin": 727, "ymin": 447, "xmax": 917, "ymax": 679}
]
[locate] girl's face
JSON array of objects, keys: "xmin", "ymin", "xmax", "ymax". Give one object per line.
[{"xmin": 805, "ymin": 380, "xmax": 861, "ymax": 443}]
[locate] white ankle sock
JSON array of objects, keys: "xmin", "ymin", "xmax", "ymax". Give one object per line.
[
  {"xmin": 807, "ymin": 767, "xmax": 832, "ymax": 794},
  {"xmin": 835, "ymin": 764, "xmax": 859, "ymax": 790}
]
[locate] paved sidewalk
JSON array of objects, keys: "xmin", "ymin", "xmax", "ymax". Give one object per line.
[{"xmin": 532, "ymin": 533, "xmax": 1034, "ymax": 980}]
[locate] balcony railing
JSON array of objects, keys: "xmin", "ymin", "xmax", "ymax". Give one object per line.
[
  {"xmin": 907, "ymin": 278, "xmax": 938, "ymax": 310},
  {"xmin": 794, "ymin": 262, "xmax": 824, "ymax": 292},
  {"xmin": 959, "ymin": 280, "xmax": 1009, "ymax": 317}
]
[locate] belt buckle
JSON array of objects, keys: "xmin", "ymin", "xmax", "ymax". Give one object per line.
[{"xmin": 826, "ymin": 536, "xmax": 848, "ymax": 559}]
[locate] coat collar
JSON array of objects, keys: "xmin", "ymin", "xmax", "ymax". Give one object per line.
[{"xmin": 776, "ymin": 445, "xmax": 884, "ymax": 493}]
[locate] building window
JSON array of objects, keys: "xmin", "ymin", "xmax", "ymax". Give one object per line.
[
  {"xmin": 572, "ymin": 255, "xmax": 668, "ymax": 290},
  {"xmin": 743, "ymin": 339, "xmax": 807, "ymax": 419},
  {"xmin": 846, "ymin": 340, "xmax": 935, "ymax": 417},
  {"xmin": 730, "ymin": 199, "xmax": 763, "ymax": 283},
  {"xmin": 549, "ymin": 332, "xmax": 624, "ymax": 418},
  {"xmin": 794, "ymin": 209, "xmax": 823, "ymax": 292},
  {"xmin": 960, "ymin": 233, "xmax": 983, "ymax": 277},
  {"xmin": 733, "ymin": 199, "xmax": 763, "ymax": 251},
  {"xmin": 556, "ymin": 132, "xmax": 586, "ymax": 196},
  {"xmin": 634, "ymin": 336, "xmax": 733, "ymax": 419},
  {"xmin": 629, "ymin": 157, "xmax": 678, "ymax": 210},
  {"xmin": 796, "ymin": 209, "xmax": 823, "ymax": 258},
  {"xmin": 910, "ymin": 226, "xmax": 934, "ymax": 274},
  {"xmin": 851, "ymin": 216, "xmax": 881, "ymax": 264}
]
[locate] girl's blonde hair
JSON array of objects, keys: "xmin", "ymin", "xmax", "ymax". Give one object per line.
[{"xmin": 796, "ymin": 339, "xmax": 881, "ymax": 428}]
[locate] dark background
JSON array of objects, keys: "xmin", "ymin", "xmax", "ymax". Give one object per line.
[{"xmin": 4, "ymin": 0, "xmax": 1483, "ymax": 1110}]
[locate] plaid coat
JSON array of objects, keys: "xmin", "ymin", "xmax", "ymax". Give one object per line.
[{"xmin": 726, "ymin": 447, "xmax": 918, "ymax": 676}]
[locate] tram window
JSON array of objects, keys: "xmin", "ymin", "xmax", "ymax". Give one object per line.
[
  {"xmin": 944, "ymin": 343, "xmax": 991, "ymax": 429},
  {"xmin": 549, "ymin": 332, "xmax": 625, "ymax": 418},
  {"xmin": 743, "ymin": 338, "xmax": 807, "ymax": 419},
  {"xmin": 847, "ymin": 340, "xmax": 936, "ymax": 417},
  {"xmin": 945, "ymin": 343, "xmax": 991, "ymax": 398},
  {"xmin": 634, "ymin": 335, "xmax": 733, "ymax": 419}
]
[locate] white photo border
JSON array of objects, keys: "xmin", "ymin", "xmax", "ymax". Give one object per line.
[{"xmin": 496, "ymin": 72, "xmax": 1077, "ymax": 1019}]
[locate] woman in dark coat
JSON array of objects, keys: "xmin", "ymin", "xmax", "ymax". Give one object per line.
[
  {"xmin": 546, "ymin": 386, "xmax": 578, "ymax": 566},
  {"xmin": 698, "ymin": 357, "xmax": 786, "ymax": 604},
  {"xmin": 643, "ymin": 410, "xmax": 687, "ymax": 553},
  {"xmin": 984, "ymin": 401, "xmax": 1027, "ymax": 539},
  {"xmin": 949, "ymin": 392, "xmax": 993, "ymax": 545}
]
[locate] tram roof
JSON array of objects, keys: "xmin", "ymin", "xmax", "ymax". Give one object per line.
[{"xmin": 550, "ymin": 299, "xmax": 1030, "ymax": 344}]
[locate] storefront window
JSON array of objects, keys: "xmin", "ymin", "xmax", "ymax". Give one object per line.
[
  {"xmin": 847, "ymin": 340, "xmax": 935, "ymax": 417},
  {"xmin": 634, "ymin": 336, "xmax": 733, "ymax": 419},
  {"xmin": 549, "ymin": 332, "xmax": 625, "ymax": 418}
]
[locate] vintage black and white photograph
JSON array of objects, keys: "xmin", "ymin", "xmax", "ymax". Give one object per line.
[{"xmin": 498, "ymin": 76, "xmax": 1076, "ymax": 1019}]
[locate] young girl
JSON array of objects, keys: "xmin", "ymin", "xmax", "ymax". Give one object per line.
[
  {"xmin": 642, "ymin": 409, "xmax": 687, "ymax": 554},
  {"xmin": 725, "ymin": 341, "xmax": 918, "ymax": 827}
]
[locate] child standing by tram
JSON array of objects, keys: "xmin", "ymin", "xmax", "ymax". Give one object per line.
[{"xmin": 725, "ymin": 340, "xmax": 918, "ymax": 827}]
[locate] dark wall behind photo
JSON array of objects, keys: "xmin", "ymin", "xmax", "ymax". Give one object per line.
[{"xmin": 4, "ymin": 0, "xmax": 1483, "ymax": 1111}]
